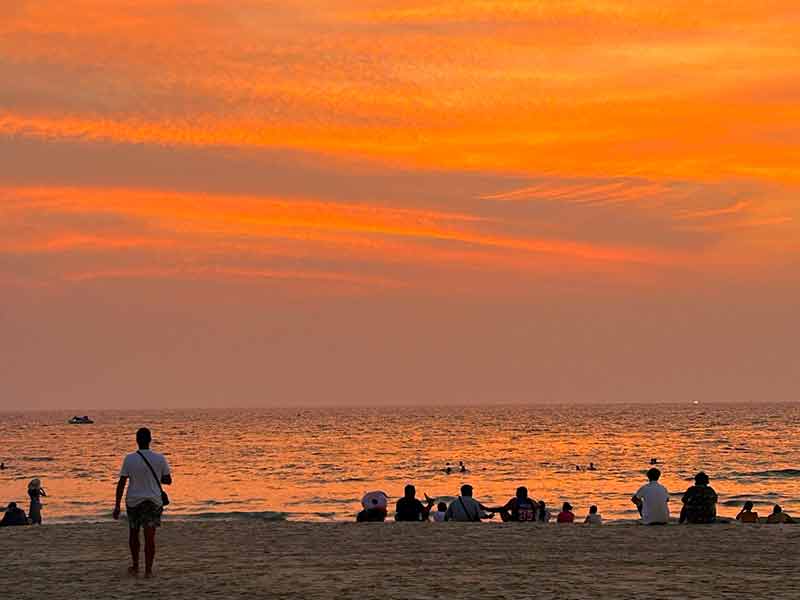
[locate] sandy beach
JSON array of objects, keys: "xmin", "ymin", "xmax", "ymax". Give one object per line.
[{"xmin": 1, "ymin": 521, "xmax": 798, "ymax": 599}]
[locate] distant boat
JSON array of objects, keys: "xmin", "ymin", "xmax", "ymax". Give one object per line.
[{"xmin": 68, "ymin": 416, "xmax": 94, "ymax": 424}]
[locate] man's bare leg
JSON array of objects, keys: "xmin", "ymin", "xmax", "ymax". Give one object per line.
[
  {"xmin": 143, "ymin": 526, "xmax": 157, "ymax": 577},
  {"xmin": 128, "ymin": 527, "xmax": 140, "ymax": 575}
]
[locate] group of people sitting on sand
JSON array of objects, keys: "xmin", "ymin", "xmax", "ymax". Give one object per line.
[{"xmin": 356, "ymin": 467, "xmax": 796, "ymax": 525}]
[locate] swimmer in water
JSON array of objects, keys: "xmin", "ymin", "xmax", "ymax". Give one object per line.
[
  {"xmin": 459, "ymin": 461, "xmax": 467, "ymax": 473},
  {"xmin": 588, "ymin": 462, "xmax": 597, "ymax": 471},
  {"xmin": 650, "ymin": 458, "xmax": 658, "ymax": 465},
  {"xmin": 445, "ymin": 463, "xmax": 452, "ymax": 475}
]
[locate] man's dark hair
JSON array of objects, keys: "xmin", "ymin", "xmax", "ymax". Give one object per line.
[
  {"xmin": 773, "ymin": 504, "xmax": 782, "ymax": 514},
  {"xmin": 460, "ymin": 484, "xmax": 473, "ymax": 496},
  {"xmin": 404, "ymin": 484, "xmax": 415, "ymax": 498},
  {"xmin": 136, "ymin": 427, "xmax": 152, "ymax": 448},
  {"xmin": 7, "ymin": 502, "xmax": 16, "ymax": 510},
  {"xmin": 694, "ymin": 471, "xmax": 709, "ymax": 485},
  {"xmin": 646, "ymin": 468, "xmax": 661, "ymax": 481},
  {"xmin": 516, "ymin": 486, "xmax": 528, "ymax": 499},
  {"xmin": 589, "ymin": 505, "xmax": 598, "ymax": 513}
]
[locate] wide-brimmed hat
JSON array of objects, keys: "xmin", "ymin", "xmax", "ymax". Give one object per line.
[{"xmin": 361, "ymin": 491, "xmax": 388, "ymax": 510}]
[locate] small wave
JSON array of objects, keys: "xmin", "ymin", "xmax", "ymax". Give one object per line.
[
  {"xmin": 175, "ymin": 510, "xmax": 288, "ymax": 522},
  {"xmin": 737, "ymin": 469, "xmax": 800, "ymax": 479},
  {"xmin": 19, "ymin": 457, "xmax": 55, "ymax": 462}
]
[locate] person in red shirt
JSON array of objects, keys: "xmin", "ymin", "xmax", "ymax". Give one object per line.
[{"xmin": 557, "ymin": 502, "xmax": 575, "ymax": 523}]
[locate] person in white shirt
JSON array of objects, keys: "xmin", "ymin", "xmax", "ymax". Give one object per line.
[
  {"xmin": 631, "ymin": 467, "xmax": 670, "ymax": 525},
  {"xmin": 584, "ymin": 505, "xmax": 603, "ymax": 525},
  {"xmin": 444, "ymin": 485, "xmax": 492, "ymax": 521},
  {"xmin": 113, "ymin": 427, "xmax": 172, "ymax": 578},
  {"xmin": 431, "ymin": 502, "xmax": 448, "ymax": 522}
]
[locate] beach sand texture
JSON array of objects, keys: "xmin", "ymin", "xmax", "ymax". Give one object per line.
[{"xmin": 1, "ymin": 521, "xmax": 798, "ymax": 599}]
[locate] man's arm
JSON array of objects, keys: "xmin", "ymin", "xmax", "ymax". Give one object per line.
[{"xmin": 113, "ymin": 476, "xmax": 127, "ymax": 519}]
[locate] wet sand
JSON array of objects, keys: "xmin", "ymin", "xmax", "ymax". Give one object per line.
[{"xmin": 1, "ymin": 521, "xmax": 798, "ymax": 599}]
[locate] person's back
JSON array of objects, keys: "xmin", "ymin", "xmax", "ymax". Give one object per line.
[
  {"xmin": 766, "ymin": 505, "xmax": 795, "ymax": 524},
  {"xmin": 0, "ymin": 503, "xmax": 28, "ymax": 526},
  {"xmin": 557, "ymin": 502, "xmax": 575, "ymax": 523},
  {"xmin": 502, "ymin": 487, "xmax": 536, "ymax": 522},
  {"xmin": 113, "ymin": 427, "xmax": 172, "ymax": 578},
  {"xmin": 431, "ymin": 502, "xmax": 448, "ymax": 523},
  {"xmin": 680, "ymin": 472, "xmax": 717, "ymax": 524},
  {"xmin": 584, "ymin": 505, "xmax": 602, "ymax": 525},
  {"xmin": 736, "ymin": 501, "xmax": 759, "ymax": 523},
  {"xmin": 395, "ymin": 485, "xmax": 431, "ymax": 522},
  {"xmin": 357, "ymin": 507, "xmax": 387, "ymax": 522},
  {"xmin": 632, "ymin": 468, "xmax": 670, "ymax": 525},
  {"xmin": 445, "ymin": 485, "xmax": 488, "ymax": 522}
]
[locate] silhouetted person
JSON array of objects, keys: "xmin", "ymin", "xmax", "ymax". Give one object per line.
[
  {"xmin": 0, "ymin": 502, "xmax": 28, "ymax": 527},
  {"xmin": 357, "ymin": 491, "xmax": 388, "ymax": 522},
  {"xmin": 431, "ymin": 502, "xmax": 448, "ymax": 522},
  {"xmin": 490, "ymin": 486, "xmax": 537, "ymax": 521},
  {"xmin": 395, "ymin": 485, "xmax": 434, "ymax": 521},
  {"xmin": 680, "ymin": 472, "xmax": 717, "ymax": 524},
  {"xmin": 587, "ymin": 463, "xmax": 597, "ymax": 471},
  {"xmin": 0, "ymin": 463, "xmax": 5, "ymax": 470},
  {"xmin": 537, "ymin": 500, "xmax": 551, "ymax": 522},
  {"xmin": 766, "ymin": 505, "xmax": 795, "ymax": 524},
  {"xmin": 27, "ymin": 479, "xmax": 47, "ymax": 525},
  {"xmin": 445, "ymin": 463, "xmax": 452, "ymax": 475},
  {"xmin": 113, "ymin": 427, "xmax": 172, "ymax": 578},
  {"xmin": 584, "ymin": 505, "xmax": 602, "ymax": 525},
  {"xmin": 631, "ymin": 467, "xmax": 670, "ymax": 525},
  {"xmin": 650, "ymin": 458, "xmax": 658, "ymax": 465},
  {"xmin": 459, "ymin": 461, "xmax": 467, "ymax": 473},
  {"xmin": 736, "ymin": 501, "xmax": 759, "ymax": 523},
  {"xmin": 557, "ymin": 502, "xmax": 575, "ymax": 523},
  {"xmin": 444, "ymin": 485, "xmax": 492, "ymax": 521}
]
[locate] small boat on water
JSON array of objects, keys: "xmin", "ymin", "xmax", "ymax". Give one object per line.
[{"xmin": 68, "ymin": 416, "xmax": 94, "ymax": 425}]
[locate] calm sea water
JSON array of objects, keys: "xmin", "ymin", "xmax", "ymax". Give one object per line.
[{"xmin": 1, "ymin": 404, "xmax": 798, "ymax": 523}]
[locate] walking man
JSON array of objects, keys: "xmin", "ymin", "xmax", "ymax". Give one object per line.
[{"xmin": 113, "ymin": 427, "xmax": 172, "ymax": 577}]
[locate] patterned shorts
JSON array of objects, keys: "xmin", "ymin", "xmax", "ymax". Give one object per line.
[{"xmin": 126, "ymin": 501, "xmax": 163, "ymax": 529}]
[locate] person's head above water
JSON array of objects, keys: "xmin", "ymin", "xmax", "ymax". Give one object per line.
[
  {"xmin": 404, "ymin": 484, "xmax": 416, "ymax": 499},
  {"xmin": 694, "ymin": 471, "xmax": 710, "ymax": 486},
  {"xmin": 773, "ymin": 504, "xmax": 782, "ymax": 514},
  {"xmin": 516, "ymin": 486, "xmax": 528, "ymax": 500},
  {"xmin": 461, "ymin": 484, "xmax": 473, "ymax": 497},
  {"xmin": 136, "ymin": 427, "xmax": 152, "ymax": 449},
  {"xmin": 589, "ymin": 505, "xmax": 598, "ymax": 514},
  {"xmin": 646, "ymin": 467, "xmax": 661, "ymax": 481},
  {"xmin": 743, "ymin": 501, "xmax": 754, "ymax": 511}
]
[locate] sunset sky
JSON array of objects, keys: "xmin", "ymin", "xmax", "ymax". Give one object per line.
[{"xmin": 1, "ymin": 1, "xmax": 798, "ymax": 409}]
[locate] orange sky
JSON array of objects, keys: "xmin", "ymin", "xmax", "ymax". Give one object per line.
[{"xmin": 1, "ymin": 1, "xmax": 798, "ymax": 408}]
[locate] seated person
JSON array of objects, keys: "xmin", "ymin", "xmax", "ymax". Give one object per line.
[
  {"xmin": 736, "ymin": 501, "xmax": 759, "ymax": 523},
  {"xmin": 356, "ymin": 491, "xmax": 388, "ymax": 522},
  {"xmin": 431, "ymin": 502, "xmax": 448, "ymax": 522},
  {"xmin": 584, "ymin": 505, "xmax": 602, "ymax": 525},
  {"xmin": 490, "ymin": 486, "xmax": 538, "ymax": 522},
  {"xmin": 394, "ymin": 485, "xmax": 434, "ymax": 522},
  {"xmin": 557, "ymin": 502, "xmax": 575, "ymax": 523},
  {"xmin": 680, "ymin": 472, "xmax": 718, "ymax": 524},
  {"xmin": 766, "ymin": 505, "xmax": 795, "ymax": 524},
  {"xmin": 0, "ymin": 502, "xmax": 28, "ymax": 527},
  {"xmin": 444, "ymin": 485, "xmax": 492, "ymax": 522},
  {"xmin": 537, "ymin": 500, "xmax": 551, "ymax": 522}
]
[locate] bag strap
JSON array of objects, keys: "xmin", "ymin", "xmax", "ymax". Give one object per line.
[
  {"xmin": 136, "ymin": 450, "xmax": 164, "ymax": 492},
  {"xmin": 458, "ymin": 496, "xmax": 479, "ymax": 522}
]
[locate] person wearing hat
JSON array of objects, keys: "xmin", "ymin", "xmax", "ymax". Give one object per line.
[
  {"xmin": 27, "ymin": 479, "xmax": 47, "ymax": 525},
  {"xmin": 557, "ymin": 502, "xmax": 575, "ymax": 523},
  {"xmin": 679, "ymin": 471, "xmax": 718, "ymax": 524},
  {"xmin": 0, "ymin": 502, "xmax": 29, "ymax": 527},
  {"xmin": 356, "ymin": 491, "xmax": 388, "ymax": 522}
]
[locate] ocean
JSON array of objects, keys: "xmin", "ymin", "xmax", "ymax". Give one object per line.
[{"xmin": 1, "ymin": 404, "xmax": 798, "ymax": 523}]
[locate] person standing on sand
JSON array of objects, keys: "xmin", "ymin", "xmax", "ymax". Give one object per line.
[
  {"xmin": 631, "ymin": 467, "xmax": 670, "ymax": 525},
  {"xmin": 27, "ymin": 479, "xmax": 47, "ymax": 525},
  {"xmin": 679, "ymin": 471, "xmax": 717, "ymax": 524},
  {"xmin": 113, "ymin": 427, "xmax": 172, "ymax": 578}
]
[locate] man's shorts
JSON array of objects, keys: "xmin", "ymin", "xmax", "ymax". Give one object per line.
[{"xmin": 126, "ymin": 501, "xmax": 163, "ymax": 529}]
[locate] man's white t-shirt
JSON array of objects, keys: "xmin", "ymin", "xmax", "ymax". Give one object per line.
[
  {"xmin": 119, "ymin": 449, "xmax": 171, "ymax": 508},
  {"xmin": 635, "ymin": 481, "xmax": 670, "ymax": 524}
]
